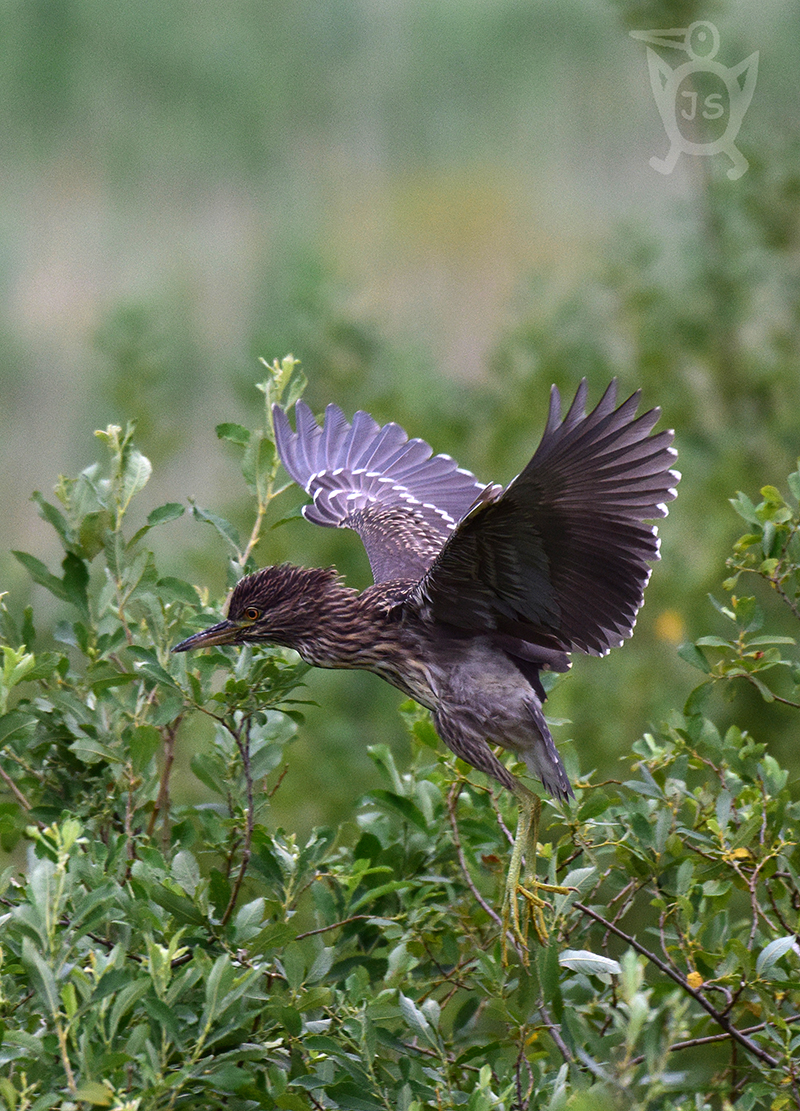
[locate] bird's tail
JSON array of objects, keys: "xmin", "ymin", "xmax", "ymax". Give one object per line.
[{"xmin": 522, "ymin": 700, "xmax": 574, "ymax": 802}]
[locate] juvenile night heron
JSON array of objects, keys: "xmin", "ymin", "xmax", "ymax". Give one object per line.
[{"xmin": 174, "ymin": 379, "xmax": 678, "ymax": 946}]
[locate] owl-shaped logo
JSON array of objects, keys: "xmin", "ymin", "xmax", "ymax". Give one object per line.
[{"xmin": 631, "ymin": 22, "xmax": 758, "ymax": 180}]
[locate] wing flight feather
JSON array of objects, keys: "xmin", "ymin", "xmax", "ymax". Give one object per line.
[
  {"xmin": 273, "ymin": 402, "xmax": 498, "ymax": 583},
  {"xmin": 412, "ymin": 379, "xmax": 679, "ymax": 657}
]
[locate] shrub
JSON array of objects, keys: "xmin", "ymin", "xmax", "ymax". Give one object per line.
[{"xmin": 1, "ymin": 359, "xmax": 798, "ymax": 1110}]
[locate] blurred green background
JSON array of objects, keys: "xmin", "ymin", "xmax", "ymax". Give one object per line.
[{"xmin": 2, "ymin": 0, "xmax": 799, "ymax": 832}]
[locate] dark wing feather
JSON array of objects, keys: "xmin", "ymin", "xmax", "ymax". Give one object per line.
[
  {"xmin": 273, "ymin": 401, "xmax": 500, "ymax": 583},
  {"xmin": 412, "ymin": 379, "xmax": 679, "ymax": 657}
]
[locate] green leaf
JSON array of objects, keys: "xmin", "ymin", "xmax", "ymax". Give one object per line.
[
  {"xmin": 61, "ymin": 553, "xmax": 89, "ymax": 617},
  {"xmin": 202, "ymin": 955, "xmax": 234, "ymax": 1025},
  {"xmin": 729, "ymin": 492, "xmax": 760, "ymax": 525},
  {"xmin": 74, "ymin": 1082, "xmax": 113, "ymax": 1106},
  {"xmin": 172, "ymin": 850, "xmax": 200, "ymax": 896},
  {"xmin": 151, "ymin": 883, "xmax": 206, "ymax": 925},
  {"xmin": 128, "ymin": 724, "xmax": 158, "ymax": 768},
  {"xmin": 684, "ymin": 683, "xmax": 712, "ymax": 717},
  {"xmin": 399, "ymin": 992, "xmax": 433, "ymax": 1039},
  {"xmin": 108, "ymin": 981, "xmax": 151, "ymax": 1042},
  {"xmin": 349, "ymin": 880, "xmax": 412, "ymax": 912},
  {"xmin": 0, "ymin": 710, "xmax": 36, "ymax": 745},
  {"xmin": 216, "ymin": 423, "xmax": 251, "ymax": 446},
  {"xmin": 732, "ymin": 596, "xmax": 763, "ymax": 632},
  {"xmin": 365, "ymin": 789, "xmax": 428, "ymax": 831},
  {"xmin": 31, "ymin": 491, "xmax": 72, "ymax": 549},
  {"xmin": 280, "ymin": 358, "xmax": 307, "ymax": 409},
  {"xmin": 756, "ymin": 935, "xmax": 796, "ymax": 976},
  {"xmin": 677, "ymin": 642, "xmax": 711, "ymax": 674},
  {"xmin": 130, "ymin": 503, "xmax": 186, "ymax": 545},
  {"xmin": 787, "ymin": 467, "xmax": 800, "ymax": 502},
  {"xmin": 147, "ymin": 996, "xmax": 182, "ymax": 1039},
  {"xmin": 270, "ymin": 504, "xmax": 308, "ymax": 528},
  {"xmin": 708, "ymin": 594, "xmax": 735, "ymax": 621},
  {"xmin": 127, "ymin": 647, "xmax": 182, "ymax": 690},
  {"xmin": 279, "ymin": 1004, "xmax": 302, "ymax": 1037},
  {"xmin": 559, "ymin": 950, "xmax": 621, "ymax": 976},
  {"xmin": 259, "ymin": 355, "xmax": 307, "ymax": 411},
  {"xmin": 748, "ymin": 674, "xmax": 776, "ymax": 702},
  {"xmin": 276, "ymin": 1095, "xmax": 314, "ymax": 1111},
  {"xmin": 759, "ymin": 484, "xmax": 785, "ymax": 506},
  {"xmin": 247, "ymin": 921, "xmax": 296, "ymax": 955},
  {"xmin": 69, "ymin": 738, "xmax": 123, "ymax": 765},
  {"xmin": 78, "ymin": 510, "xmax": 114, "ymax": 559},
  {"xmin": 190, "ymin": 752, "xmax": 226, "ymax": 795},
  {"xmin": 190, "ymin": 502, "xmax": 241, "ymax": 554},
  {"xmin": 209, "ymin": 869, "xmax": 231, "ymax": 917},
  {"xmin": 232, "ymin": 897, "xmax": 265, "ymax": 940},
  {"xmin": 12, "ymin": 551, "xmax": 71, "ymax": 604},
  {"xmin": 21, "ymin": 937, "xmax": 60, "ymax": 1016},
  {"xmin": 149, "ymin": 502, "xmax": 185, "ymax": 526},
  {"xmin": 120, "ymin": 448, "xmax": 152, "ymax": 511},
  {"xmin": 255, "ymin": 435, "xmax": 277, "ymax": 497},
  {"xmin": 367, "ymin": 744, "xmax": 403, "ymax": 793},
  {"xmin": 307, "ymin": 946, "xmax": 334, "ymax": 984}
]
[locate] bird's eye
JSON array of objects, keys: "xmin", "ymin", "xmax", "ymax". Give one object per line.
[{"xmin": 243, "ymin": 607, "xmax": 260, "ymax": 622}]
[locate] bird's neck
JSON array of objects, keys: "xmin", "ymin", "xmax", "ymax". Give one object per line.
[
  {"xmin": 288, "ymin": 577, "xmax": 410, "ymax": 671},
  {"xmin": 282, "ymin": 578, "xmax": 369, "ymax": 668}
]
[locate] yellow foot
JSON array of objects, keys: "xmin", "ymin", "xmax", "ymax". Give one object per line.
[{"xmin": 501, "ymin": 789, "xmax": 573, "ymax": 963}]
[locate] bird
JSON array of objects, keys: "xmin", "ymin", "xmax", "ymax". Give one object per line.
[{"xmin": 173, "ymin": 379, "xmax": 679, "ymax": 949}]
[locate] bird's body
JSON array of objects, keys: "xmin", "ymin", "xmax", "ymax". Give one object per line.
[
  {"xmin": 218, "ymin": 565, "xmax": 571, "ymax": 797},
  {"xmin": 174, "ymin": 380, "xmax": 679, "ymax": 809}
]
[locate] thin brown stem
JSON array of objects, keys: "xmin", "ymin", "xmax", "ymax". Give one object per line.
[
  {"xmin": 238, "ymin": 500, "xmax": 267, "ymax": 571},
  {"xmin": 221, "ymin": 721, "xmax": 255, "ymax": 927},
  {"xmin": 630, "ymin": 1012, "xmax": 800, "ymax": 1063},
  {"xmin": 536, "ymin": 999, "xmax": 574, "ymax": 1066},
  {"xmin": 574, "ymin": 901, "xmax": 780, "ymax": 1069},
  {"xmin": 445, "ymin": 783, "xmax": 503, "ymax": 930},
  {"xmin": 0, "ymin": 763, "xmax": 32, "ymax": 810},
  {"xmin": 147, "ymin": 718, "xmax": 181, "ymax": 846},
  {"xmin": 293, "ymin": 915, "xmax": 378, "ymax": 941}
]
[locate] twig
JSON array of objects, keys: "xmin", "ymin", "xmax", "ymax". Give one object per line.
[
  {"xmin": 629, "ymin": 1012, "xmax": 800, "ymax": 1063},
  {"xmin": 743, "ymin": 675, "xmax": 800, "ymax": 710},
  {"xmin": 513, "ymin": 1041, "xmax": 532, "ymax": 1111},
  {"xmin": 124, "ymin": 774, "xmax": 136, "ymax": 866},
  {"xmin": 267, "ymin": 764, "xmax": 289, "ymax": 799},
  {"xmin": 238, "ymin": 500, "xmax": 266, "ymax": 571},
  {"xmin": 574, "ymin": 901, "xmax": 780, "ymax": 1068},
  {"xmin": 221, "ymin": 720, "xmax": 256, "ymax": 927},
  {"xmin": 446, "ymin": 783, "xmax": 504, "ymax": 929},
  {"xmin": 0, "ymin": 763, "xmax": 32, "ymax": 810},
  {"xmin": 536, "ymin": 998, "xmax": 574, "ymax": 1066},
  {"xmin": 147, "ymin": 718, "xmax": 181, "ymax": 846},
  {"xmin": 294, "ymin": 914, "xmax": 378, "ymax": 940}
]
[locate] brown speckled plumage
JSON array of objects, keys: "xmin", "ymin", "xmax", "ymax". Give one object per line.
[{"xmin": 174, "ymin": 380, "xmax": 679, "ymax": 803}]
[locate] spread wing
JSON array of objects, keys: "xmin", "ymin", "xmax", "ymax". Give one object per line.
[
  {"xmin": 272, "ymin": 401, "xmax": 500, "ymax": 583},
  {"xmin": 411, "ymin": 379, "xmax": 679, "ymax": 658}
]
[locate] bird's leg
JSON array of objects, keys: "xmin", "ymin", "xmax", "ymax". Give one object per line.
[{"xmin": 502, "ymin": 785, "xmax": 571, "ymax": 962}]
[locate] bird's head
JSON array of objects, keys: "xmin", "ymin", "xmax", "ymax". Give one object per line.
[{"xmin": 172, "ymin": 564, "xmax": 344, "ymax": 655}]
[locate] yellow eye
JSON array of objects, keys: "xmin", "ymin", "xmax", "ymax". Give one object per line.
[{"xmin": 243, "ymin": 607, "xmax": 260, "ymax": 622}]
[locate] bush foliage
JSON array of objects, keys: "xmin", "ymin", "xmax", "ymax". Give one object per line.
[{"xmin": 1, "ymin": 359, "xmax": 800, "ymax": 1110}]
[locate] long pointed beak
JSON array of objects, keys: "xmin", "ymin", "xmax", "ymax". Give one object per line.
[
  {"xmin": 629, "ymin": 27, "xmax": 688, "ymax": 51},
  {"xmin": 172, "ymin": 619, "xmax": 240, "ymax": 652}
]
